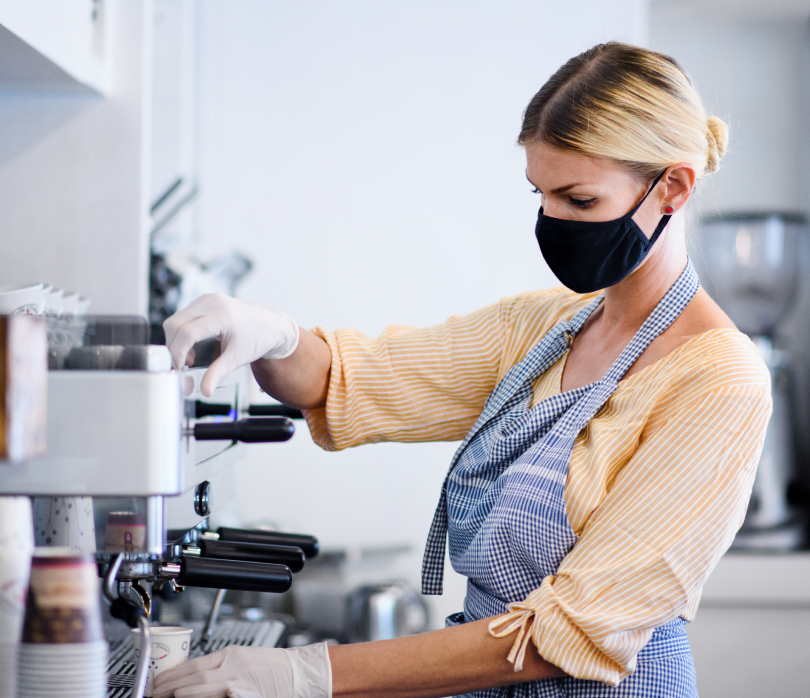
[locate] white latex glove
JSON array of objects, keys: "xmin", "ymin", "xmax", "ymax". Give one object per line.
[
  {"xmin": 152, "ymin": 643, "xmax": 332, "ymax": 698},
  {"xmin": 163, "ymin": 293, "xmax": 299, "ymax": 396}
]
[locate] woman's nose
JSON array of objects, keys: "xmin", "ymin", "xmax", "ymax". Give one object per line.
[{"xmin": 542, "ymin": 202, "xmax": 567, "ymax": 219}]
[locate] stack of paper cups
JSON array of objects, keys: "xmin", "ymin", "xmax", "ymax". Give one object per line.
[
  {"xmin": 17, "ymin": 548, "xmax": 107, "ymax": 698},
  {"xmin": 0, "ymin": 283, "xmax": 46, "ymax": 316},
  {"xmin": 0, "ymin": 496, "xmax": 34, "ymax": 697}
]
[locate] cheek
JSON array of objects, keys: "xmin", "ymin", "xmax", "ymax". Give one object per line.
[{"xmin": 630, "ymin": 205, "xmax": 664, "ymax": 239}]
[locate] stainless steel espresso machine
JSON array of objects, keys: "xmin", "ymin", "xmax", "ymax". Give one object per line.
[
  {"xmin": 694, "ymin": 212, "xmax": 809, "ymax": 550},
  {"xmin": 0, "ymin": 315, "xmax": 317, "ymax": 698}
]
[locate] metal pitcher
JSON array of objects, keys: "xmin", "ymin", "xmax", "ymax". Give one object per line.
[{"xmin": 346, "ymin": 581, "xmax": 431, "ymax": 642}]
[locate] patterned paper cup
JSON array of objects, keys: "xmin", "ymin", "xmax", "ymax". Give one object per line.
[
  {"xmin": 131, "ymin": 626, "xmax": 193, "ymax": 697},
  {"xmin": 0, "ymin": 283, "xmax": 45, "ymax": 315},
  {"xmin": 22, "ymin": 549, "xmax": 103, "ymax": 644}
]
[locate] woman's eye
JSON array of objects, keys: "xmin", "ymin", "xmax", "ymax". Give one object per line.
[
  {"xmin": 531, "ymin": 187, "xmax": 541, "ymax": 194},
  {"xmin": 569, "ymin": 197, "xmax": 596, "ymax": 209}
]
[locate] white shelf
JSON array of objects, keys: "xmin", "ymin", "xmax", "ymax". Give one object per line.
[{"xmin": 0, "ymin": 0, "xmax": 109, "ymax": 94}]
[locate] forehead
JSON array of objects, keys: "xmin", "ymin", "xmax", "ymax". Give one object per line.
[{"xmin": 524, "ymin": 141, "xmax": 631, "ymax": 189}]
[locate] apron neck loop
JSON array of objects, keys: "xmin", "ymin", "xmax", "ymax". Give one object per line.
[{"xmin": 603, "ymin": 259, "xmax": 699, "ymax": 383}]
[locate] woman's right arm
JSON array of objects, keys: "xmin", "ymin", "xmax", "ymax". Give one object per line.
[
  {"xmin": 164, "ymin": 289, "xmax": 562, "ymax": 446},
  {"xmin": 250, "ymin": 327, "xmax": 332, "ymax": 409}
]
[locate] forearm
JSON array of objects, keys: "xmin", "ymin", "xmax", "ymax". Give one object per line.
[
  {"xmin": 251, "ymin": 327, "xmax": 332, "ymax": 409},
  {"xmin": 328, "ymin": 616, "xmax": 565, "ymax": 698}
]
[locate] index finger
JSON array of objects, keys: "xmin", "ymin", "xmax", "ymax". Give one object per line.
[{"xmin": 164, "ymin": 314, "xmax": 222, "ymax": 371}]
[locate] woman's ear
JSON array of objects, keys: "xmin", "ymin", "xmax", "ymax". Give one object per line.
[{"xmin": 661, "ymin": 163, "xmax": 697, "ymax": 213}]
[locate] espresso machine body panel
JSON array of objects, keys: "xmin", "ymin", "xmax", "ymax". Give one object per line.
[{"xmin": 0, "ymin": 371, "xmax": 183, "ymax": 496}]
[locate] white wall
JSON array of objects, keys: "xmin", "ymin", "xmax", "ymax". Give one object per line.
[
  {"xmin": 650, "ymin": 9, "xmax": 809, "ymax": 215},
  {"xmin": 0, "ymin": 1, "xmax": 152, "ymax": 314},
  {"xmin": 195, "ymin": 0, "xmax": 649, "ymax": 619}
]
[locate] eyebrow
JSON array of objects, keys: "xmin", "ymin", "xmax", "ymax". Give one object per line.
[{"xmin": 525, "ymin": 171, "xmax": 582, "ymax": 195}]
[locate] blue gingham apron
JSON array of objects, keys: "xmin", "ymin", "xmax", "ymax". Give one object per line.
[{"xmin": 422, "ymin": 261, "xmax": 700, "ymax": 697}]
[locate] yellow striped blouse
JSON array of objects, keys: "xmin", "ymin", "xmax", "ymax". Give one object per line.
[{"xmin": 303, "ymin": 286, "xmax": 772, "ymax": 686}]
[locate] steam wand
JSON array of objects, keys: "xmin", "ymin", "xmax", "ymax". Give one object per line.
[
  {"xmin": 102, "ymin": 553, "xmax": 151, "ymax": 698},
  {"xmin": 194, "ymin": 588, "xmax": 227, "ymax": 653}
]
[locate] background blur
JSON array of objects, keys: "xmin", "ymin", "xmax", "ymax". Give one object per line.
[{"xmin": 1, "ymin": 1, "xmax": 809, "ymax": 695}]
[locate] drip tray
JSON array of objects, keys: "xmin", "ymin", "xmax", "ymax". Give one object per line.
[{"xmin": 106, "ymin": 618, "xmax": 286, "ymax": 698}]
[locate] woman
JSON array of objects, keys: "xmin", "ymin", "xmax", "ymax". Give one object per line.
[{"xmin": 155, "ymin": 43, "xmax": 771, "ymax": 698}]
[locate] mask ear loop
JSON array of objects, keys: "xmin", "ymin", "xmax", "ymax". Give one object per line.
[
  {"xmin": 629, "ymin": 169, "xmax": 671, "ymax": 246},
  {"xmin": 628, "ymin": 169, "xmax": 668, "ymax": 216}
]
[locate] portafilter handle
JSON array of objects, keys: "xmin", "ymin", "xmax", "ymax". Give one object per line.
[
  {"xmin": 190, "ymin": 417, "xmax": 294, "ymax": 443},
  {"xmin": 162, "ymin": 556, "xmax": 293, "ymax": 593},
  {"xmin": 215, "ymin": 527, "xmax": 319, "ymax": 559},
  {"xmin": 195, "ymin": 539, "xmax": 306, "ymax": 573}
]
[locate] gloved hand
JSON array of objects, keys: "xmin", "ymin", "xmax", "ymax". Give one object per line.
[
  {"xmin": 163, "ymin": 293, "xmax": 299, "ymax": 396},
  {"xmin": 152, "ymin": 643, "xmax": 332, "ymax": 698}
]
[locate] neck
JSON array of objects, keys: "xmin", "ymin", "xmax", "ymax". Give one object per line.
[{"xmin": 599, "ymin": 215, "xmax": 688, "ymax": 333}]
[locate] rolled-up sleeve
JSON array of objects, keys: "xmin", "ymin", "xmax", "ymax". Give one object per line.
[
  {"xmin": 491, "ymin": 377, "xmax": 772, "ymax": 685},
  {"xmin": 303, "ymin": 289, "xmax": 570, "ymax": 450}
]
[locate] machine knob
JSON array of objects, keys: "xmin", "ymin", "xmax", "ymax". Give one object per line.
[{"xmin": 194, "ymin": 481, "xmax": 212, "ymax": 517}]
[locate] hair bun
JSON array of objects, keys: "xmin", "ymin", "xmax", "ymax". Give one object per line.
[{"xmin": 705, "ymin": 116, "xmax": 729, "ymax": 174}]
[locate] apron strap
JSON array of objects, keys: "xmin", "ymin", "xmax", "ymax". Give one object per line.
[{"xmin": 602, "ymin": 260, "xmax": 699, "ymax": 384}]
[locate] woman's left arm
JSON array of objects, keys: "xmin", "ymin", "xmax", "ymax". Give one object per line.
[
  {"xmin": 329, "ymin": 616, "xmax": 565, "ymax": 698},
  {"xmin": 153, "ymin": 616, "xmax": 565, "ymax": 698}
]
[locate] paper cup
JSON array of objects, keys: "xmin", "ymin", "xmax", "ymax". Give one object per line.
[
  {"xmin": 0, "ymin": 496, "xmax": 34, "ymax": 637},
  {"xmin": 33, "ymin": 497, "xmax": 96, "ymax": 553},
  {"xmin": 104, "ymin": 511, "xmax": 147, "ymax": 552},
  {"xmin": 0, "ymin": 283, "xmax": 45, "ymax": 315},
  {"xmin": 43, "ymin": 287, "xmax": 64, "ymax": 317},
  {"xmin": 131, "ymin": 626, "xmax": 193, "ymax": 697},
  {"xmin": 22, "ymin": 548, "xmax": 103, "ymax": 644},
  {"xmin": 0, "ymin": 497, "xmax": 34, "ymax": 698},
  {"xmin": 59, "ymin": 292, "xmax": 80, "ymax": 318}
]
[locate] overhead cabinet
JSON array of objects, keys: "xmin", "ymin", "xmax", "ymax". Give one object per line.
[{"xmin": 0, "ymin": 0, "xmax": 109, "ymax": 93}]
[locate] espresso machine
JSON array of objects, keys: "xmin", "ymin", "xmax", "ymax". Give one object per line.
[
  {"xmin": 0, "ymin": 315, "xmax": 316, "ymax": 698},
  {"xmin": 693, "ymin": 212, "xmax": 808, "ymax": 550}
]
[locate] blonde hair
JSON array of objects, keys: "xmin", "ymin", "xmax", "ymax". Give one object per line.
[{"xmin": 519, "ymin": 42, "xmax": 728, "ymax": 181}]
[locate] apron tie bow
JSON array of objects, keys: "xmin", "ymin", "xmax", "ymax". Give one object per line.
[{"xmin": 488, "ymin": 587, "xmax": 546, "ymax": 672}]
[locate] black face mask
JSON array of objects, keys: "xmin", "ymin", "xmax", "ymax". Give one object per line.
[{"xmin": 534, "ymin": 171, "xmax": 671, "ymax": 294}]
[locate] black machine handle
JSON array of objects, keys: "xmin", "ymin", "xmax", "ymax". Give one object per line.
[
  {"xmin": 248, "ymin": 404, "xmax": 305, "ymax": 419},
  {"xmin": 217, "ymin": 527, "xmax": 319, "ymax": 559},
  {"xmin": 194, "ymin": 401, "xmax": 233, "ymax": 418},
  {"xmin": 193, "ymin": 417, "xmax": 294, "ymax": 443},
  {"xmin": 198, "ymin": 539, "xmax": 306, "ymax": 573},
  {"xmin": 177, "ymin": 555, "xmax": 292, "ymax": 593}
]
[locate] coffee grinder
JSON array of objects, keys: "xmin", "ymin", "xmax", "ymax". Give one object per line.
[{"xmin": 693, "ymin": 212, "xmax": 808, "ymax": 549}]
